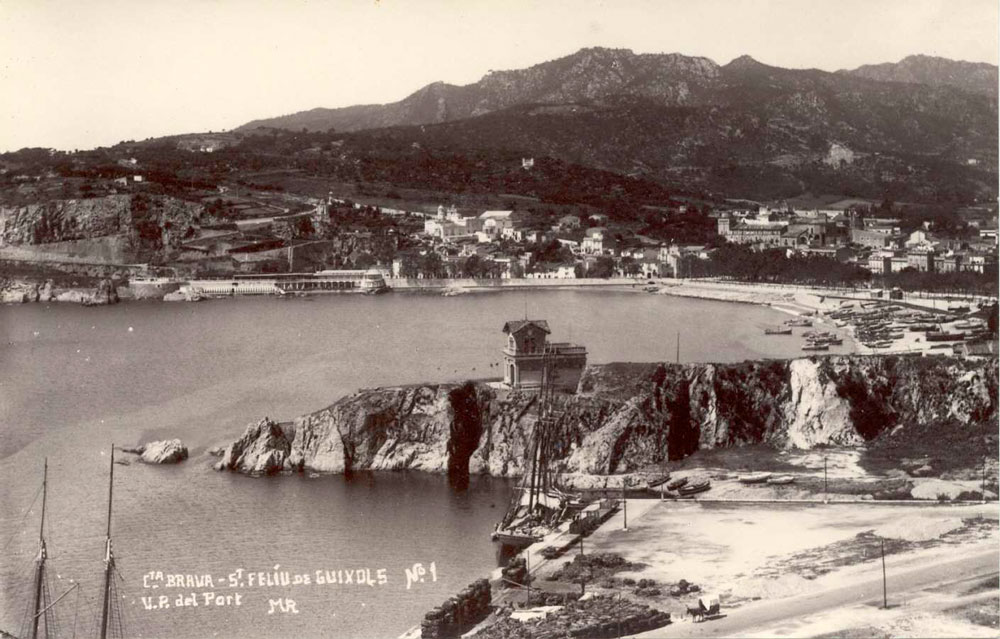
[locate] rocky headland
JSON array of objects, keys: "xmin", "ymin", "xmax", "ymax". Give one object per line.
[
  {"xmin": 214, "ymin": 355, "xmax": 997, "ymax": 487},
  {"xmin": 0, "ymin": 277, "xmax": 121, "ymax": 305}
]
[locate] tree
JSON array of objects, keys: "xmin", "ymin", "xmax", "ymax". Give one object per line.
[
  {"xmin": 590, "ymin": 256, "xmax": 615, "ymax": 278},
  {"xmin": 620, "ymin": 256, "xmax": 640, "ymax": 276},
  {"xmin": 399, "ymin": 254, "xmax": 420, "ymax": 278},
  {"xmin": 354, "ymin": 253, "xmax": 377, "ymax": 268}
]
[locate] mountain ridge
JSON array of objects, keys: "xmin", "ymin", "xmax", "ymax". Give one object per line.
[{"xmin": 237, "ymin": 48, "xmax": 997, "ymax": 133}]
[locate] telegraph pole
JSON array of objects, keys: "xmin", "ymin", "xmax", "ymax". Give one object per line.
[
  {"xmin": 824, "ymin": 457, "xmax": 828, "ymax": 504},
  {"xmin": 982, "ymin": 457, "xmax": 987, "ymax": 504},
  {"xmin": 881, "ymin": 539, "xmax": 888, "ymax": 609},
  {"xmin": 622, "ymin": 482, "xmax": 628, "ymax": 531}
]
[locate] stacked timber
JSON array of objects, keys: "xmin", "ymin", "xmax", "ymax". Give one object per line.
[
  {"xmin": 475, "ymin": 595, "xmax": 671, "ymax": 638},
  {"xmin": 500, "ymin": 557, "xmax": 530, "ymax": 588},
  {"xmin": 421, "ymin": 579, "xmax": 492, "ymax": 639}
]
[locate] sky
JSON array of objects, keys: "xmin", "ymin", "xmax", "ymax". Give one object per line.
[{"xmin": 1, "ymin": 0, "xmax": 997, "ymax": 152}]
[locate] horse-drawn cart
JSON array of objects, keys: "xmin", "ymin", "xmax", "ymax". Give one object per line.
[{"xmin": 686, "ymin": 594, "xmax": 721, "ymax": 622}]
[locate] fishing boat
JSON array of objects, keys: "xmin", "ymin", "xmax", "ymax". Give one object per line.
[
  {"xmin": 492, "ymin": 355, "xmax": 580, "ymax": 549},
  {"xmin": 784, "ymin": 318, "xmax": 812, "ymax": 327},
  {"xmin": 678, "ymin": 479, "xmax": 711, "ymax": 496},
  {"xmin": 801, "ymin": 342, "xmax": 829, "ymax": 351},
  {"xmin": 925, "ymin": 331, "xmax": 965, "ymax": 342},
  {"xmin": 767, "ymin": 475, "xmax": 795, "ymax": 485},
  {"xmin": 764, "ymin": 327, "xmax": 793, "ymax": 335},
  {"xmin": 646, "ymin": 473, "xmax": 671, "ymax": 488},
  {"xmin": 666, "ymin": 476, "xmax": 689, "ymax": 491},
  {"xmin": 738, "ymin": 472, "xmax": 772, "ymax": 484}
]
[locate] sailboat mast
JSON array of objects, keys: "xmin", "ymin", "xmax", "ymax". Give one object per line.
[
  {"xmin": 100, "ymin": 445, "xmax": 115, "ymax": 639},
  {"xmin": 676, "ymin": 331, "xmax": 680, "ymax": 364},
  {"xmin": 29, "ymin": 458, "xmax": 48, "ymax": 639}
]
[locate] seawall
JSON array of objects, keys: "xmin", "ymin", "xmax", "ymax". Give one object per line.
[{"xmin": 386, "ymin": 277, "xmax": 639, "ymax": 291}]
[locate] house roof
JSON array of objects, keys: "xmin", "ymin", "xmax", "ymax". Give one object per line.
[
  {"xmin": 502, "ymin": 319, "xmax": 551, "ymax": 335},
  {"xmin": 480, "ymin": 210, "xmax": 513, "ymax": 219}
]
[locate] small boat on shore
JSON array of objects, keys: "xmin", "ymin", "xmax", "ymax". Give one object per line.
[
  {"xmin": 767, "ymin": 475, "xmax": 795, "ymax": 485},
  {"xmin": 926, "ymin": 331, "xmax": 965, "ymax": 342},
  {"xmin": 802, "ymin": 342, "xmax": 829, "ymax": 351},
  {"xmin": 646, "ymin": 474, "xmax": 671, "ymax": 488},
  {"xmin": 738, "ymin": 472, "xmax": 772, "ymax": 484},
  {"xmin": 666, "ymin": 477, "xmax": 689, "ymax": 491},
  {"xmin": 678, "ymin": 479, "xmax": 711, "ymax": 496}
]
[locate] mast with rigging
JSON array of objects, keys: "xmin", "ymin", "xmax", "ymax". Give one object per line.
[
  {"xmin": 27, "ymin": 459, "xmax": 48, "ymax": 639},
  {"xmin": 99, "ymin": 444, "xmax": 120, "ymax": 639}
]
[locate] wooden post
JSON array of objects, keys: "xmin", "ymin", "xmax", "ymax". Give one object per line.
[
  {"xmin": 881, "ymin": 538, "xmax": 888, "ymax": 609},
  {"xmin": 982, "ymin": 458, "xmax": 987, "ymax": 504},
  {"xmin": 622, "ymin": 482, "xmax": 628, "ymax": 531},
  {"xmin": 824, "ymin": 457, "xmax": 828, "ymax": 503}
]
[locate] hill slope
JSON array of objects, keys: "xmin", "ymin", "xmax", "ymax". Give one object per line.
[
  {"xmin": 840, "ymin": 54, "xmax": 999, "ymax": 96},
  {"xmin": 235, "ymin": 47, "xmax": 997, "ymax": 201}
]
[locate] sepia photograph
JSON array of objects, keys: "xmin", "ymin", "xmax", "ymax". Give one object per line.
[{"xmin": 1, "ymin": 1, "xmax": 998, "ymax": 637}]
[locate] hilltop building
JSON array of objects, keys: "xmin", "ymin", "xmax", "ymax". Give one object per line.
[{"xmin": 501, "ymin": 320, "xmax": 587, "ymax": 392}]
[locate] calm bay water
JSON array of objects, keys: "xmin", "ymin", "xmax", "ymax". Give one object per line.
[{"xmin": 0, "ymin": 289, "xmax": 852, "ymax": 638}]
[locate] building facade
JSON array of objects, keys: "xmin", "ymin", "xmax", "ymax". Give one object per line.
[{"xmin": 501, "ymin": 320, "xmax": 587, "ymax": 392}]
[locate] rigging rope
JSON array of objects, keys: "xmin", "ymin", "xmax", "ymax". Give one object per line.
[{"xmin": 2, "ymin": 482, "xmax": 43, "ymax": 552}]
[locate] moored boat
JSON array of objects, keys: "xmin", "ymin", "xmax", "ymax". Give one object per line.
[
  {"xmin": 738, "ymin": 472, "xmax": 772, "ymax": 484},
  {"xmin": 764, "ymin": 327, "xmax": 793, "ymax": 335}
]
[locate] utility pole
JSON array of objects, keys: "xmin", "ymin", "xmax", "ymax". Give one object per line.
[
  {"xmin": 622, "ymin": 482, "xmax": 628, "ymax": 531},
  {"xmin": 881, "ymin": 538, "xmax": 888, "ymax": 609},
  {"xmin": 675, "ymin": 331, "xmax": 680, "ymax": 364},
  {"xmin": 824, "ymin": 457, "xmax": 828, "ymax": 504},
  {"xmin": 982, "ymin": 457, "xmax": 987, "ymax": 504}
]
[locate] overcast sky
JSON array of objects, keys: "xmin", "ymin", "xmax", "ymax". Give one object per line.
[{"xmin": 1, "ymin": 0, "xmax": 997, "ymax": 152}]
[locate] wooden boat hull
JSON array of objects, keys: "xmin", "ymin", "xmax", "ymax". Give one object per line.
[{"xmin": 678, "ymin": 482, "xmax": 710, "ymax": 496}]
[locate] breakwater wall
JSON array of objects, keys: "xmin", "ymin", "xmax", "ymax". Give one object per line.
[{"xmin": 386, "ymin": 277, "xmax": 638, "ymax": 291}]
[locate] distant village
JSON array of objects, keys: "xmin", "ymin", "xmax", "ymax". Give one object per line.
[
  {"xmin": 162, "ymin": 187, "xmax": 998, "ymax": 285},
  {"xmin": 1, "ymin": 148, "xmax": 998, "ymax": 290}
]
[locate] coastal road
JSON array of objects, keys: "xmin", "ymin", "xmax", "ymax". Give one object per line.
[{"xmin": 630, "ymin": 547, "xmax": 1000, "ymax": 638}]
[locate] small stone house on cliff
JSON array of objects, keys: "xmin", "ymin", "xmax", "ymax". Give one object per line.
[{"xmin": 502, "ymin": 320, "xmax": 587, "ymax": 392}]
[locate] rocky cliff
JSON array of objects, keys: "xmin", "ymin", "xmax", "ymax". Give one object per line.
[
  {"xmin": 215, "ymin": 355, "xmax": 997, "ymax": 478},
  {"xmin": 0, "ymin": 194, "xmax": 200, "ymax": 261}
]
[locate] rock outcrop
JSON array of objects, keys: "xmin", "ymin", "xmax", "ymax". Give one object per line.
[
  {"xmin": 215, "ymin": 418, "xmax": 294, "ymax": 474},
  {"xmin": 215, "ymin": 355, "xmax": 998, "ymax": 479},
  {"xmin": 125, "ymin": 439, "xmax": 189, "ymax": 464}
]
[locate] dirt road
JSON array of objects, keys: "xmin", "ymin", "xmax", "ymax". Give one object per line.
[{"xmin": 631, "ymin": 547, "xmax": 999, "ymax": 638}]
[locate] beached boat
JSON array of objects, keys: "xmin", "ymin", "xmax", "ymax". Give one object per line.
[
  {"xmin": 678, "ymin": 479, "xmax": 711, "ymax": 496},
  {"xmin": 767, "ymin": 475, "xmax": 795, "ymax": 485},
  {"xmin": 784, "ymin": 318, "xmax": 813, "ymax": 327},
  {"xmin": 738, "ymin": 472, "xmax": 772, "ymax": 484},
  {"xmin": 646, "ymin": 474, "xmax": 671, "ymax": 488},
  {"xmin": 666, "ymin": 477, "xmax": 689, "ymax": 491},
  {"xmin": 925, "ymin": 332, "xmax": 965, "ymax": 342},
  {"xmin": 801, "ymin": 342, "xmax": 829, "ymax": 351}
]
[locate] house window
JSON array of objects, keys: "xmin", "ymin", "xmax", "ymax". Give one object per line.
[{"xmin": 508, "ymin": 335, "xmax": 516, "ymax": 351}]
